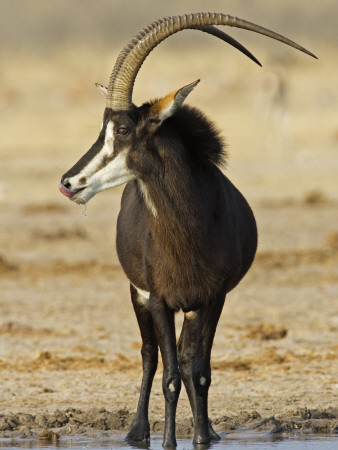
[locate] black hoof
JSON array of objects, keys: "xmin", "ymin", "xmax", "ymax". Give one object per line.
[
  {"xmin": 193, "ymin": 424, "xmax": 221, "ymax": 446},
  {"xmin": 208, "ymin": 419, "xmax": 221, "ymax": 441},
  {"xmin": 208, "ymin": 426, "xmax": 221, "ymax": 441},
  {"xmin": 162, "ymin": 437, "xmax": 177, "ymax": 449},
  {"xmin": 125, "ymin": 422, "xmax": 150, "ymax": 443}
]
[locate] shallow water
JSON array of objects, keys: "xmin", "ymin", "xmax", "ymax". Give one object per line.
[{"xmin": 1, "ymin": 434, "xmax": 337, "ymax": 450}]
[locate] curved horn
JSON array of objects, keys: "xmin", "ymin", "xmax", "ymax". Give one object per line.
[
  {"xmin": 109, "ymin": 25, "xmax": 261, "ymax": 90},
  {"xmin": 198, "ymin": 25, "xmax": 261, "ymax": 67},
  {"xmin": 106, "ymin": 13, "xmax": 317, "ymax": 110}
]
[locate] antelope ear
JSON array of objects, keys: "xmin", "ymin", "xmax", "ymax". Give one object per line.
[
  {"xmin": 95, "ymin": 83, "xmax": 108, "ymax": 97},
  {"xmin": 149, "ymin": 80, "xmax": 200, "ymax": 123}
]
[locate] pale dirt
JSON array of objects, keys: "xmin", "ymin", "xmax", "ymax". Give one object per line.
[{"xmin": 0, "ymin": 41, "xmax": 337, "ymax": 440}]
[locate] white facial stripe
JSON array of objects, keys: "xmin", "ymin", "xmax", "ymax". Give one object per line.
[
  {"xmin": 97, "ymin": 150, "xmax": 132, "ymax": 187},
  {"xmin": 71, "ymin": 121, "xmax": 115, "ymax": 181},
  {"xmin": 71, "ymin": 120, "xmax": 134, "ymax": 204},
  {"xmin": 105, "ymin": 120, "xmax": 114, "ymax": 141}
]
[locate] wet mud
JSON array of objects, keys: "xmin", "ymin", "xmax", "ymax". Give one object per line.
[{"xmin": 1, "ymin": 407, "xmax": 337, "ymax": 440}]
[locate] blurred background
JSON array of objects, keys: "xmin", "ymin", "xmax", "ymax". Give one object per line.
[
  {"xmin": 1, "ymin": 0, "xmax": 338, "ymax": 50},
  {"xmin": 1, "ymin": 0, "xmax": 337, "ymax": 260},
  {"xmin": 1, "ymin": 0, "xmax": 337, "ymax": 204},
  {"xmin": 0, "ymin": 0, "xmax": 337, "ymax": 423}
]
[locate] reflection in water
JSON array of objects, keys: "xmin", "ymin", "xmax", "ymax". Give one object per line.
[{"xmin": 0, "ymin": 434, "xmax": 337, "ymax": 450}]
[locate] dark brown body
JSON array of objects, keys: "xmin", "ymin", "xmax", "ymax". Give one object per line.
[
  {"xmin": 113, "ymin": 104, "xmax": 257, "ymax": 446},
  {"xmin": 117, "ymin": 169, "xmax": 257, "ymax": 312},
  {"xmin": 60, "ymin": 97, "xmax": 260, "ymax": 447}
]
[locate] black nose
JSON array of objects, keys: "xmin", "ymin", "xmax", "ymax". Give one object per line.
[{"xmin": 61, "ymin": 177, "xmax": 71, "ymax": 189}]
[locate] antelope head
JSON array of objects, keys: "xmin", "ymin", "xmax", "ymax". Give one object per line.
[{"xmin": 59, "ymin": 13, "xmax": 316, "ymax": 205}]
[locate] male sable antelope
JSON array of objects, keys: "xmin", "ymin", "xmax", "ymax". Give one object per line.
[{"xmin": 59, "ymin": 13, "xmax": 316, "ymax": 447}]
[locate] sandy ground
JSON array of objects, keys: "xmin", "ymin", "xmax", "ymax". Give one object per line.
[{"xmin": 0, "ymin": 38, "xmax": 337, "ymax": 440}]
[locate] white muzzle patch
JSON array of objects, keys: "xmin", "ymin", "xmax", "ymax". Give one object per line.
[{"xmin": 69, "ymin": 120, "xmax": 134, "ymax": 204}]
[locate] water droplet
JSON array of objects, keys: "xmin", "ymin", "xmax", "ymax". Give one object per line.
[{"xmin": 79, "ymin": 204, "xmax": 87, "ymax": 217}]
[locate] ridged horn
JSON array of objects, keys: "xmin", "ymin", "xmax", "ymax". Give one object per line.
[
  {"xmin": 109, "ymin": 25, "xmax": 261, "ymax": 89},
  {"xmin": 106, "ymin": 13, "xmax": 317, "ymax": 110}
]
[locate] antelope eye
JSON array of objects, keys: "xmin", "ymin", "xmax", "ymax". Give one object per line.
[{"xmin": 116, "ymin": 126, "xmax": 129, "ymax": 136}]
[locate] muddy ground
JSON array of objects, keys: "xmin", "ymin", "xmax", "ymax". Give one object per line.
[
  {"xmin": 0, "ymin": 6, "xmax": 338, "ymax": 440},
  {"xmin": 1, "ymin": 196, "xmax": 338, "ymax": 440}
]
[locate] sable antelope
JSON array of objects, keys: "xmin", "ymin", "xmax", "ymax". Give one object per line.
[{"xmin": 59, "ymin": 13, "xmax": 316, "ymax": 447}]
